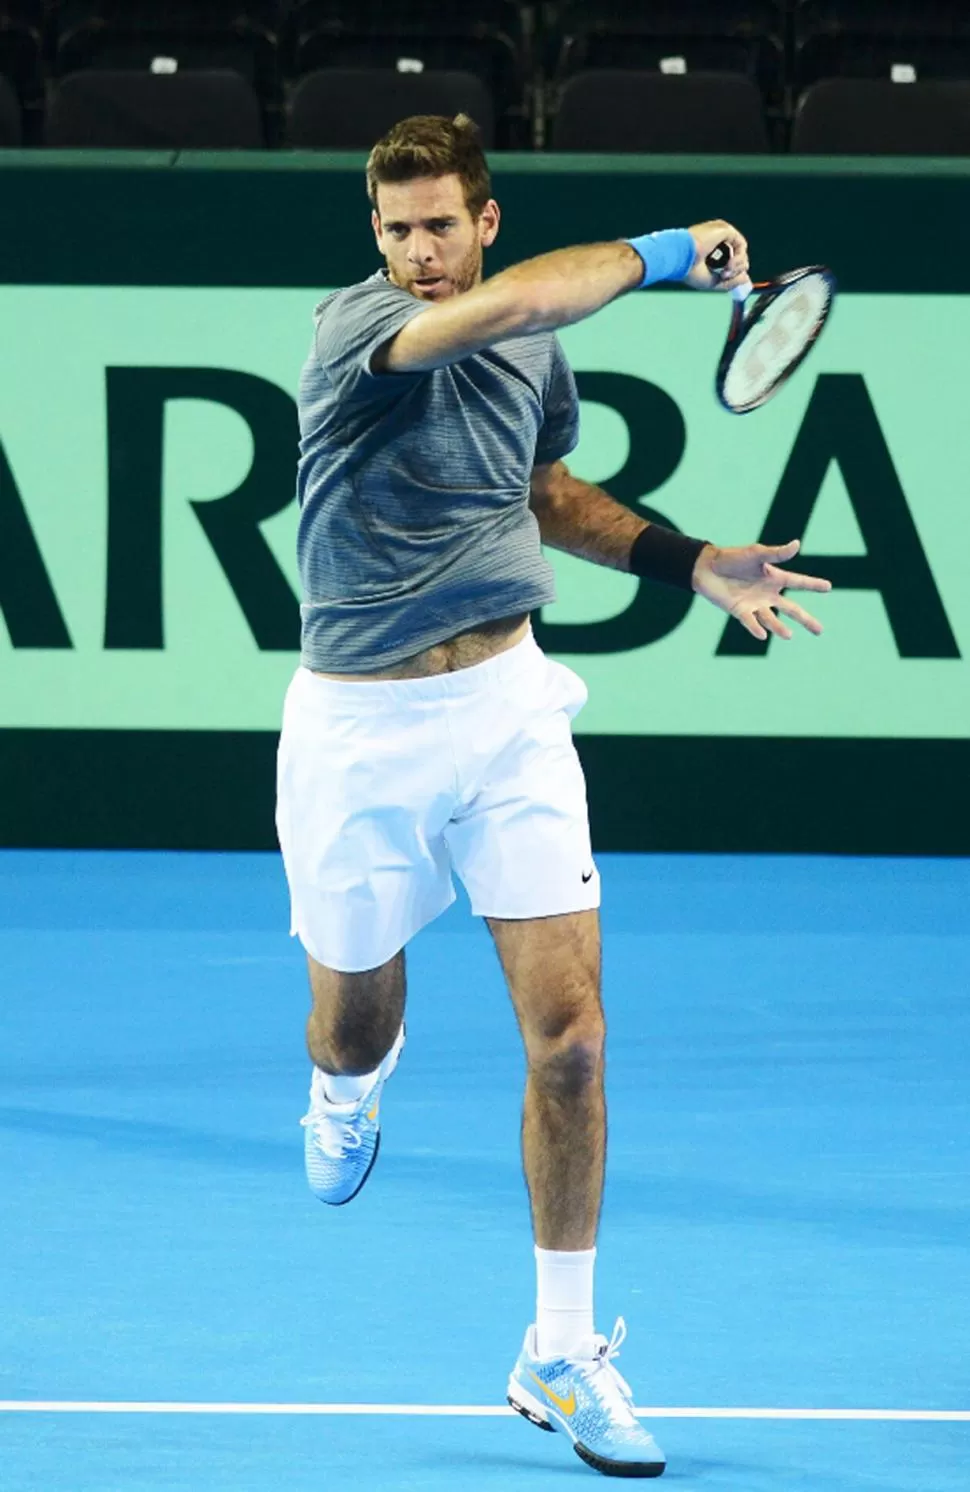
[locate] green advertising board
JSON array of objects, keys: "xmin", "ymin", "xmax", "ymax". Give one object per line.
[{"xmin": 0, "ymin": 153, "xmax": 967, "ymax": 852}]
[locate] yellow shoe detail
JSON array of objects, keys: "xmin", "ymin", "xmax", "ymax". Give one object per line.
[
  {"xmin": 367, "ymin": 1100, "xmax": 379, "ymax": 1122},
  {"xmin": 527, "ymin": 1372, "xmax": 576, "ymax": 1417}
]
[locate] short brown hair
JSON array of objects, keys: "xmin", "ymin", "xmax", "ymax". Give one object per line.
[{"xmin": 366, "ymin": 113, "xmax": 491, "ymax": 219}]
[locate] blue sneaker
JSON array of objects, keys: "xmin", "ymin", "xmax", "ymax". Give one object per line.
[
  {"xmin": 507, "ymin": 1318, "xmax": 666, "ymax": 1478},
  {"xmin": 300, "ymin": 1025, "xmax": 405, "ymax": 1206}
]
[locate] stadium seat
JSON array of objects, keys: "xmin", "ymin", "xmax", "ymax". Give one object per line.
[
  {"xmin": 794, "ymin": 1, "xmax": 970, "ymax": 89},
  {"xmin": 45, "ymin": 69, "xmax": 266, "ymax": 148},
  {"xmin": 548, "ymin": 0, "xmax": 784, "ymax": 102},
  {"xmin": 792, "ymin": 76, "xmax": 970, "ymax": 153},
  {"xmin": 550, "ymin": 71, "xmax": 769, "ymax": 153},
  {"xmin": 0, "ymin": 69, "xmax": 21, "ymax": 143},
  {"xmin": 287, "ymin": 68, "xmax": 495, "ymax": 149},
  {"xmin": 284, "ymin": 1, "xmax": 524, "ymax": 124},
  {"xmin": 52, "ymin": 2, "xmax": 280, "ymax": 94},
  {"xmin": 0, "ymin": 0, "xmax": 44, "ymax": 101}
]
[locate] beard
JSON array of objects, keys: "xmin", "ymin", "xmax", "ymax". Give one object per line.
[
  {"xmin": 449, "ymin": 238, "xmax": 484, "ymax": 295},
  {"xmin": 401, "ymin": 237, "xmax": 483, "ymax": 299}
]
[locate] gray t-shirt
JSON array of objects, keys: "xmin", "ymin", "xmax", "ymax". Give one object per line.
[{"xmin": 295, "ymin": 270, "xmax": 580, "ymax": 671}]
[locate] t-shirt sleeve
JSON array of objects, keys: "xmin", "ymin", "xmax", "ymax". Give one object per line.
[
  {"xmin": 314, "ymin": 279, "xmax": 428, "ymax": 402},
  {"xmin": 535, "ymin": 336, "xmax": 580, "ymax": 465}
]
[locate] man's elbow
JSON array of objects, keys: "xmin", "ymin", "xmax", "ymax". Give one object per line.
[
  {"xmin": 493, "ymin": 270, "xmax": 560, "ymax": 335},
  {"xmin": 529, "ymin": 464, "xmax": 569, "ymax": 523}
]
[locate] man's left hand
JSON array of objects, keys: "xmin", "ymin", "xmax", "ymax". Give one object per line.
[{"xmin": 692, "ymin": 539, "xmax": 832, "ymax": 640}]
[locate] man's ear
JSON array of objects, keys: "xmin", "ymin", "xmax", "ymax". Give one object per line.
[
  {"xmin": 479, "ymin": 199, "xmax": 501, "ymax": 249},
  {"xmin": 371, "ymin": 208, "xmax": 383, "ymax": 251}
]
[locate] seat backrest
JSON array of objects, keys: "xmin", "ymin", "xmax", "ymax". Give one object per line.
[
  {"xmin": 792, "ymin": 77, "xmax": 970, "ymax": 153},
  {"xmin": 53, "ymin": 2, "xmax": 280, "ymax": 86},
  {"xmin": 0, "ymin": 1, "xmax": 45, "ymax": 24},
  {"xmin": 0, "ymin": 71, "xmax": 22, "ymax": 144},
  {"xmin": 286, "ymin": 0, "xmax": 523, "ymax": 42},
  {"xmin": 287, "ymin": 67, "xmax": 495, "ymax": 149},
  {"xmin": 46, "ymin": 69, "xmax": 265, "ymax": 147},
  {"xmin": 551, "ymin": 70, "xmax": 768, "ymax": 152},
  {"xmin": 54, "ymin": 1, "xmax": 278, "ymax": 28},
  {"xmin": 794, "ymin": 0, "xmax": 970, "ymax": 42}
]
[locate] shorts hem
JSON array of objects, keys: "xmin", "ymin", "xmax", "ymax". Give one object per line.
[
  {"xmin": 290, "ymin": 885, "xmax": 457, "ymax": 973},
  {"xmin": 469, "ymin": 887, "xmax": 601, "ymax": 921}
]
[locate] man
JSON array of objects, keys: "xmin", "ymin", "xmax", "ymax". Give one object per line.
[{"xmin": 277, "ymin": 113, "xmax": 830, "ymax": 1479}]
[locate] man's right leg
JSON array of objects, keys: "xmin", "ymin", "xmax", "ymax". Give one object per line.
[
  {"xmin": 301, "ymin": 948, "xmax": 407, "ymax": 1206},
  {"xmin": 306, "ymin": 948, "xmax": 406, "ymax": 1081}
]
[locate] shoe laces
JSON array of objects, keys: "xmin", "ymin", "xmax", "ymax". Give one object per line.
[
  {"xmin": 574, "ymin": 1318, "xmax": 639, "ymax": 1427},
  {"xmin": 300, "ymin": 1093, "xmax": 368, "ymax": 1159}
]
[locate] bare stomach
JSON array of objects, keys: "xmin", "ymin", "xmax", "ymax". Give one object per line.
[{"xmin": 312, "ymin": 613, "xmax": 531, "ymax": 681}]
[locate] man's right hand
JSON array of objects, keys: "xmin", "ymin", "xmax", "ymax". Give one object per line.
[{"xmin": 683, "ymin": 219, "xmax": 750, "ymax": 292}]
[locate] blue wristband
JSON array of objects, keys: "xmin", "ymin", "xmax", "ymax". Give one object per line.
[{"xmin": 624, "ymin": 228, "xmax": 696, "ymax": 288}]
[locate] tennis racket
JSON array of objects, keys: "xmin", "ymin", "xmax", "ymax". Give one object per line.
[{"xmin": 705, "ymin": 243, "xmax": 836, "ymax": 415}]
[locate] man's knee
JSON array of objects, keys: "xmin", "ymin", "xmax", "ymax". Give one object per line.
[
  {"xmin": 525, "ymin": 1004, "xmax": 606, "ymax": 1102},
  {"xmin": 310, "ymin": 1007, "xmax": 397, "ymax": 1074},
  {"xmin": 307, "ymin": 951, "xmax": 404, "ymax": 1074}
]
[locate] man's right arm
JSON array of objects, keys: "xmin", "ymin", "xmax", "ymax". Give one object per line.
[
  {"xmin": 374, "ymin": 241, "xmax": 643, "ymax": 373},
  {"xmin": 373, "ymin": 220, "xmax": 749, "ymax": 374}
]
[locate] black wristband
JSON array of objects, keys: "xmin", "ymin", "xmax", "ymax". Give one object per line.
[{"xmin": 628, "ymin": 524, "xmax": 711, "ymax": 590}]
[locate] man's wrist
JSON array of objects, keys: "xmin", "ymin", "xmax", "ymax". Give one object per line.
[
  {"xmin": 691, "ymin": 542, "xmax": 718, "ymax": 589},
  {"xmin": 629, "ymin": 524, "xmax": 711, "ymax": 590},
  {"xmin": 624, "ymin": 228, "xmax": 697, "ymax": 289}
]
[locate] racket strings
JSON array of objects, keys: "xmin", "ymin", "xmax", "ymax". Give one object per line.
[{"xmin": 723, "ymin": 271, "xmax": 833, "ymax": 411}]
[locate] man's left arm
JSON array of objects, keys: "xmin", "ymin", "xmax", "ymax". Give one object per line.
[
  {"xmin": 529, "ymin": 460, "xmax": 833, "ymax": 642},
  {"xmin": 529, "ymin": 460, "xmax": 652, "ymax": 569}
]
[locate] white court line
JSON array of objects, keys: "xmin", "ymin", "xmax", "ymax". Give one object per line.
[{"xmin": 0, "ymin": 1403, "xmax": 968, "ymax": 1421}]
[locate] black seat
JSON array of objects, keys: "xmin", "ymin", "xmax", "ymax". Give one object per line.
[
  {"xmin": 549, "ymin": 0, "xmax": 784, "ymax": 101},
  {"xmin": 284, "ymin": 0, "xmax": 524, "ymax": 121},
  {"xmin": 0, "ymin": 69, "xmax": 21, "ymax": 142},
  {"xmin": 551, "ymin": 70, "xmax": 769, "ymax": 153},
  {"xmin": 794, "ymin": 0, "xmax": 970, "ymax": 89},
  {"xmin": 287, "ymin": 67, "xmax": 494, "ymax": 149},
  {"xmin": 792, "ymin": 77, "xmax": 970, "ymax": 153},
  {"xmin": 0, "ymin": 0, "xmax": 44, "ymax": 101},
  {"xmin": 46, "ymin": 68, "xmax": 266, "ymax": 147},
  {"xmin": 52, "ymin": 2, "xmax": 280, "ymax": 94}
]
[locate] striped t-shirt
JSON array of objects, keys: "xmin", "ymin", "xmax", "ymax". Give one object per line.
[{"xmin": 295, "ymin": 270, "xmax": 579, "ymax": 672}]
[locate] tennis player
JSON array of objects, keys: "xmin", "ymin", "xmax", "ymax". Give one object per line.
[{"xmin": 277, "ymin": 113, "xmax": 831, "ymax": 1479}]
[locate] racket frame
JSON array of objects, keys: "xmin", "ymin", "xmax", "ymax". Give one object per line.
[{"xmin": 714, "ymin": 264, "xmax": 837, "ymax": 415}]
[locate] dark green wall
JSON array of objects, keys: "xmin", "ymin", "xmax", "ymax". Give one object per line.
[{"xmin": 2, "ymin": 148, "xmax": 968, "ymax": 290}]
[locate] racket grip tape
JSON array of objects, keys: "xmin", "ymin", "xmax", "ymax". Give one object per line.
[{"xmin": 706, "ymin": 241, "xmax": 752, "ymax": 303}]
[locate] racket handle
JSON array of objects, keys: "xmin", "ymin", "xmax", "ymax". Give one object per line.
[{"xmin": 706, "ymin": 241, "xmax": 752, "ymax": 303}]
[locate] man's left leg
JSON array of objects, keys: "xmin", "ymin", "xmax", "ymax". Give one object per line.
[
  {"xmin": 488, "ymin": 907, "xmax": 604, "ymax": 1301},
  {"xmin": 489, "ymin": 908, "xmax": 666, "ymax": 1480}
]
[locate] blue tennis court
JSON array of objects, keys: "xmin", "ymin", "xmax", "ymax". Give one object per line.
[{"xmin": 3, "ymin": 849, "xmax": 968, "ymax": 1490}]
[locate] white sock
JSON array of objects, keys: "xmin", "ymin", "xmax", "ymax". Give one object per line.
[
  {"xmin": 535, "ymin": 1246, "xmax": 596, "ymax": 1360},
  {"xmin": 318, "ymin": 1066, "xmax": 379, "ymax": 1104},
  {"xmin": 317, "ymin": 1025, "xmax": 402, "ymax": 1105}
]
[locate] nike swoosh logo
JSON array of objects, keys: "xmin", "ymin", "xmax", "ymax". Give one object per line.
[
  {"xmin": 527, "ymin": 1371, "xmax": 576, "ymax": 1417},
  {"xmin": 582, "ymin": 870, "xmax": 594, "ymax": 883},
  {"xmin": 367, "ymin": 1101, "xmax": 379, "ymax": 1122}
]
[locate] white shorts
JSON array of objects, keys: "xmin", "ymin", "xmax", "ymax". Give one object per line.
[{"xmin": 276, "ymin": 630, "xmax": 600, "ymax": 972}]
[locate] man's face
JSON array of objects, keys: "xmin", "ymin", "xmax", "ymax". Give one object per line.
[{"xmin": 372, "ymin": 173, "xmax": 500, "ymax": 302}]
